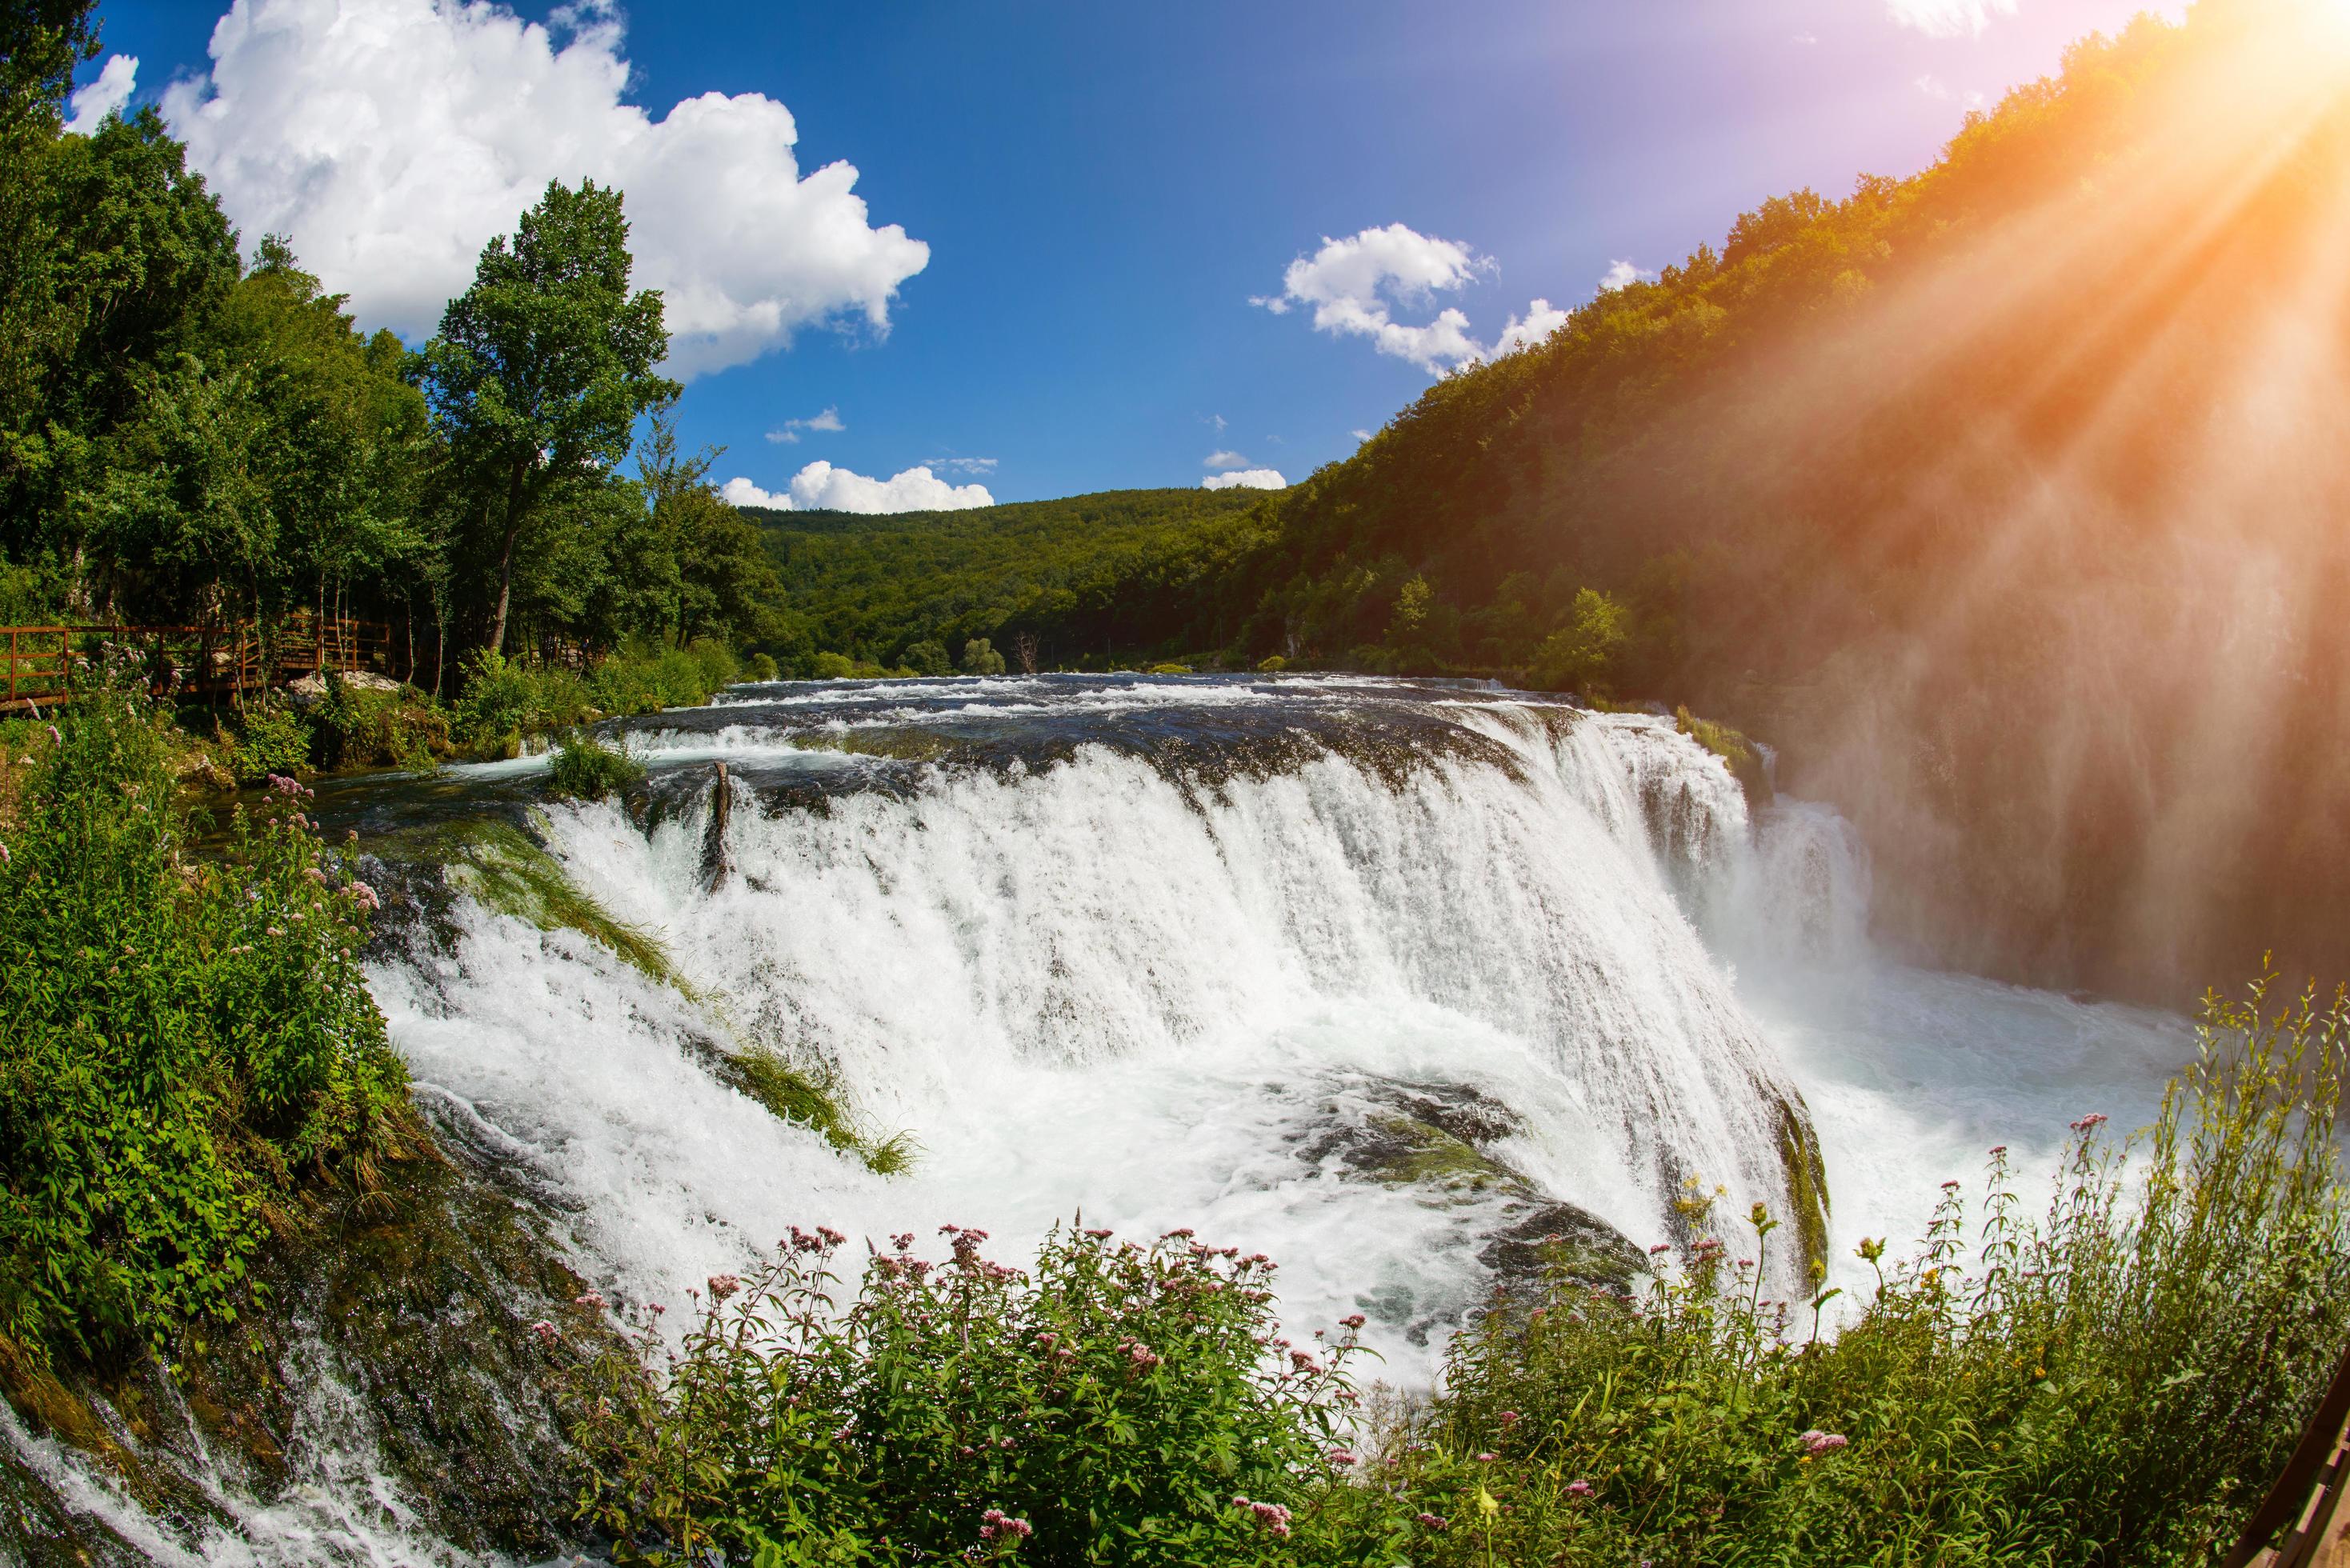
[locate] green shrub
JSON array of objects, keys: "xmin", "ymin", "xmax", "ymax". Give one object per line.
[
  {"xmin": 961, "ymin": 637, "xmax": 1007, "ymax": 675},
  {"xmin": 902, "ymin": 639, "xmax": 951, "ymax": 678},
  {"xmin": 586, "ymin": 638, "xmax": 739, "ymax": 716},
  {"xmin": 1255, "ymin": 654, "xmax": 1288, "ymax": 673},
  {"xmin": 546, "ymin": 731, "xmax": 644, "ymax": 802},
  {"xmin": 0, "ymin": 678, "xmax": 410, "ymax": 1361},
  {"xmin": 744, "ymin": 653, "xmax": 779, "ymax": 682},
  {"xmin": 1527, "ymin": 587, "xmax": 1631, "ymax": 695},
  {"xmin": 310, "ymin": 675, "xmax": 446, "ymax": 772},
  {"xmin": 1147, "ymin": 662, "xmax": 1192, "ymax": 675},
  {"xmin": 222, "ymin": 700, "xmax": 314, "ymax": 780},
  {"xmin": 564, "ymin": 1225, "xmax": 1381, "ymax": 1566},
  {"xmin": 450, "ymin": 649, "xmax": 544, "ymax": 754},
  {"xmin": 1367, "ymin": 974, "xmax": 2350, "ymax": 1566}
]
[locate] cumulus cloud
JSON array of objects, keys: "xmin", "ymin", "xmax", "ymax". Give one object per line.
[
  {"xmin": 1491, "ymin": 298, "xmax": 1567, "ymax": 357},
  {"xmin": 1203, "ymin": 450, "xmax": 1250, "ymax": 470},
  {"xmin": 767, "ymin": 406, "xmax": 845, "ymax": 443},
  {"xmin": 1888, "ymin": 0, "xmax": 2017, "ymax": 38},
  {"xmin": 66, "ymin": 53, "xmax": 136, "ymax": 134},
  {"xmin": 721, "ymin": 477, "xmax": 791, "ymax": 510},
  {"xmin": 1598, "ymin": 260, "xmax": 1659, "ymax": 294},
  {"xmin": 162, "ymin": 0, "xmax": 929, "ymax": 380},
  {"xmin": 1201, "ymin": 468, "xmax": 1287, "ymax": 491},
  {"xmin": 723, "ymin": 462, "xmax": 994, "ymax": 514},
  {"xmin": 1252, "ymin": 222, "xmax": 1493, "ymax": 374}
]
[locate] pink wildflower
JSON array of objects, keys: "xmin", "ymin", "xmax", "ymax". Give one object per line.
[
  {"xmin": 1339, "ymin": 1313, "xmax": 1366, "ymax": 1330},
  {"xmin": 1476, "ymin": 1452, "xmax": 1498, "ymax": 1463},
  {"xmin": 1415, "ymin": 1513, "xmax": 1448, "ymax": 1531},
  {"xmin": 707, "ymin": 1274, "xmax": 741, "ymax": 1302},
  {"xmin": 346, "ymin": 881, "xmax": 380, "ymax": 911},
  {"xmin": 1801, "ymin": 1430, "xmax": 1849, "ymax": 1456},
  {"xmin": 1246, "ymin": 1501, "xmax": 1291, "ymax": 1539},
  {"xmin": 1327, "ymin": 1448, "xmax": 1357, "ymax": 1466},
  {"xmin": 2070, "ymin": 1112, "xmax": 2108, "ymax": 1133},
  {"xmin": 529, "ymin": 1320, "xmax": 559, "ymax": 1345},
  {"xmin": 266, "ymin": 926, "xmax": 285, "ymax": 938},
  {"xmin": 574, "ymin": 1290, "xmax": 607, "ymax": 1309},
  {"xmin": 1499, "ymin": 1410, "xmax": 1520, "ymax": 1426},
  {"xmin": 0, "ymin": 842, "xmax": 10, "ymax": 864},
  {"xmin": 977, "ymin": 1508, "xmax": 1033, "ymax": 1542},
  {"xmin": 1567, "ymin": 1479, "xmax": 1593, "ymax": 1497}
]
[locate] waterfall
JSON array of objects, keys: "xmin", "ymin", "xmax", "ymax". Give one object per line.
[{"xmin": 7, "ymin": 674, "xmax": 2194, "ymax": 1564}]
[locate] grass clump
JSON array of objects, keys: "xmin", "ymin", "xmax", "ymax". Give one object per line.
[
  {"xmin": 1675, "ymin": 702, "xmax": 1768, "ymax": 799},
  {"xmin": 562, "ymin": 1225, "xmax": 1378, "ymax": 1565},
  {"xmin": 0, "ymin": 674, "xmax": 410, "ymax": 1362},
  {"xmin": 724, "ymin": 1048, "xmax": 917, "ymax": 1177},
  {"xmin": 546, "ymin": 732, "xmax": 644, "ymax": 801},
  {"xmin": 426, "ymin": 818, "xmax": 683, "ymax": 994}
]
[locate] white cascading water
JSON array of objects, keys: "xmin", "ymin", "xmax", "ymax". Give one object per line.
[{"xmin": 7, "ymin": 675, "xmax": 2196, "ymax": 1565}]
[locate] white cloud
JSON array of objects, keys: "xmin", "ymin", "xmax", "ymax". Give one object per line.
[
  {"xmin": 1207, "ymin": 413, "xmax": 1228, "ymax": 432},
  {"xmin": 767, "ymin": 406, "xmax": 845, "ymax": 443},
  {"xmin": 924, "ymin": 456, "xmax": 998, "ymax": 474},
  {"xmin": 162, "ymin": 0, "xmax": 928, "ymax": 380},
  {"xmin": 1597, "ymin": 260, "xmax": 1658, "ymax": 294},
  {"xmin": 721, "ymin": 477, "xmax": 791, "ymax": 510},
  {"xmin": 1204, "ymin": 450, "xmax": 1250, "ymax": 470},
  {"xmin": 1491, "ymin": 297, "xmax": 1567, "ymax": 356},
  {"xmin": 66, "ymin": 54, "xmax": 137, "ymax": 134},
  {"xmin": 1252, "ymin": 222, "xmax": 1492, "ymax": 374},
  {"xmin": 1350, "ymin": 428, "xmax": 1373, "ymax": 442},
  {"xmin": 1888, "ymin": 0, "xmax": 2017, "ymax": 38},
  {"xmin": 1201, "ymin": 468, "xmax": 1287, "ymax": 491},
  {"xmin": 725, "ymin": 462, "xmax": 995, "ymax": 514}
]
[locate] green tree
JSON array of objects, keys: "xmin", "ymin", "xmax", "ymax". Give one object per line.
[
  {"xmin": 961, "ymin": 635, "xmax": 1006, "ymax": 674},
  {"xmin": 901, "ymin": 638, "xmax": 949, "ymax": 677},
  {"xmin": 1528, "ymin": 587, "xmax": 1631, "ymax": 694},
  {"xmin": 422, "ymin": 178, "xmax": 675, "ymax": 656}
]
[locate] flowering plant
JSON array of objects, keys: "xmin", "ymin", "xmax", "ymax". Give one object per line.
[{"xmin": 562, "ymin": 1222, "xmax": 1383, "ymax": 1564}]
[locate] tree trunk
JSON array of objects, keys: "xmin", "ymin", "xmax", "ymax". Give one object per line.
[{"xmin": 486, "ymin": 455, "xmax": 530, "ymax": 658}]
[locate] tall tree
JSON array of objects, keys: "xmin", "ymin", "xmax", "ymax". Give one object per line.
[{"xmin": 422, "ymin": 178, "xmax": 674, "ymax": 655}]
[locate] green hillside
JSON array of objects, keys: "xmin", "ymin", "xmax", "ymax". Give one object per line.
[{"xmin": 746, "ymin": 487, "xmax": 1272, "ymax": 671}]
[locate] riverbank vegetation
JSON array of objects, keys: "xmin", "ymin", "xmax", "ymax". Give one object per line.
[
  {"xmin": 0, "ymin": 670, "xmax": 411, "ymax": 1364},
  {"xmin": 563, "ymin": 975, "xmax": 2347, "ymax": 1565}
]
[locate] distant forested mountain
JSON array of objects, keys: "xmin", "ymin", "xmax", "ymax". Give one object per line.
[{"xmin": 744, "ymin": 489, "xmax": 1271, "ymax": 672}]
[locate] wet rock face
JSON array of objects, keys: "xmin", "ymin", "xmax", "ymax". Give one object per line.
[
  {"xmin": 0, "ymin": 1138, "xmax": 616, "ymax": 1565},
  {"xmin": 1292, "ymin": 1077, "xmax": 1649, "ymax": 1346}
]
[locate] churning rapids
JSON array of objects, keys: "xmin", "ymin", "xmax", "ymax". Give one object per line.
[{"xmin": 4, "ymin": 674, "xmax": 2196, "ymax": 1566}]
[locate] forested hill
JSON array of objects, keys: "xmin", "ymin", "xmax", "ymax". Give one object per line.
[
  {"xmin": 746, "ymin": 488, "xmax": 1271, "ymax": 671},
  {"xmin": 1278, "ymin": 0, "xmax": 2350, "ymax": 1003},
  {"xmin": 752, "ymin": 0, "xmax": 2340, "ymax": 1006}
]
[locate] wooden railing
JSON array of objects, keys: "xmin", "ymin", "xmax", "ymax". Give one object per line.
[{"xmin": 2, "ymin": 614, "xmax": 425, "ymax": 708}]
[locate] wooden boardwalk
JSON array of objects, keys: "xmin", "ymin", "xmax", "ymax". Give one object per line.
[{"xmin": 2, "ymin": 615, "xmax": 426, "ymax": 708}]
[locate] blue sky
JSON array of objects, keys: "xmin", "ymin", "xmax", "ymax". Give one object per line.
[{"xmin": 85, "ymin": 0, "xmax": 2168, "ymax": 509}]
